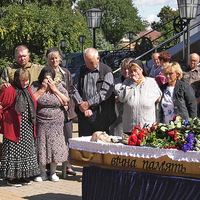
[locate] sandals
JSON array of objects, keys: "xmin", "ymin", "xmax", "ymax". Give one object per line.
[{"xmin": 67, "ymin": 168, "xmax": 76, "ymax": 176}]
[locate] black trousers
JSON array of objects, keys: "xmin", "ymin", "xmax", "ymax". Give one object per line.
[{"xmin": 78, "ymin": 109, "xmax": 111, "ymax": 137}]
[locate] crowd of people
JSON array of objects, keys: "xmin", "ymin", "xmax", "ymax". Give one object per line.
[{"xmin": 0, "ymin": 44, "xmax": 199, "ymax": 187}]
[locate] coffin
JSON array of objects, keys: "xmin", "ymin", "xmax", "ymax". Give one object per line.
[{"xmin": 69, "ymin": 136, "xmax": 200, "ymax": 179}]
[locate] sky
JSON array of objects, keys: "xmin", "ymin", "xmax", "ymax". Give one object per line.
[{"xmin": 133, "ymin": 0, "xmax": 178, "ymax": 24}]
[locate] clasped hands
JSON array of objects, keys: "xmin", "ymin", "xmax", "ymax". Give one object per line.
[{"xmin": 78, "ymin": 101, "xmax": 93, "ymax": 117}]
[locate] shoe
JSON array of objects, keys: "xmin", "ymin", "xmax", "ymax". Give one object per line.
[
  {"xmin": 78, "ymin": 177, "xmax": 82, "ymax": 182},
  {"xmin": 34, "ymin": 174, "xmax": 48, "ymax": 182},
  {"xmin": 46, "ymin": 171, "xmax": 50, "ymax": 177},
  {"xmin": 50, "ymin": 173, "xmax": 59, "ymax": 182},
  {"xmin": 7, "ymin": 179, "xmax": 22, "ymax": 187},
  {"xmin": 20, "ymin": 178, "xmax": 32, "ymax": 185},
  {"xmin": 67, "ymin": 169, "xmax": 76, "ymax": 176}
]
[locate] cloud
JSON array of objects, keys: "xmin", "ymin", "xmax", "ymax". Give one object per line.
[
  {"xmin": 146, "ymin": 14, "xmax": 158, "ymax": 23},
  {"xmin": 133, "ymin": 0, "xmax": 176, "ymax": 6}
]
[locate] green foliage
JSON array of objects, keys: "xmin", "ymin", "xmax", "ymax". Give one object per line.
[
  {"xmin": 0, "ymin": 2, "xmax": 92, "ymax": 66},
  {"xmin": 141, "ymin": 116, "xmax": 200, "ymax": 151},
  {"xmin": 94, "ymin": 29, "xmax": 112, "ymax": 50},
  {"xmin": 0, "ymin": 0, "xmax": 75, "ymax": 8},
  {"xmin": 0, "ymin": 58, "xmax": 12, "ymax": 75},
  {"xmin": 151, "ymin": 6, "xmax": 179, "ymax": 48},
  {"xmin": 36, "ymin": 0, "xmax": 73, "ymax": 8},
  {"xmin": 77, "ymin": 0, "xmax": 147, "ymax": 46}
]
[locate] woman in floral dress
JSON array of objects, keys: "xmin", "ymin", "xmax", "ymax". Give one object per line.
[{"xmin": 31, "ymin": 66, "xmax": 69, "ymax": 182}]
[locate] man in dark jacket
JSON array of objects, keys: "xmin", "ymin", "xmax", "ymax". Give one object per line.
[{"xmin": 73, "ymin": 48, "xmax": 115, "ymax": 136}]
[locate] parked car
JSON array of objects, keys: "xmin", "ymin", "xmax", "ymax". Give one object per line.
[{"xmin": 61, "ymin": 53, "xmax": 85, "ymax": 78}]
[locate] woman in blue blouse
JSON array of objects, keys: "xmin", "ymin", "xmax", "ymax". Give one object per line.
[{"xmin": 160, "ymin": 62, "xmax": 197, "ymax": 124}]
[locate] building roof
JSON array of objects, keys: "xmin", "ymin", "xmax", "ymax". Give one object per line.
[{"xmin": 137, "ymin": 30, "xmax": 161, "ymax": 41}]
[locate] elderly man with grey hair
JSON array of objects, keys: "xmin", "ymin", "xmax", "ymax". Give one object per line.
[
  {"xmin": 73, "ymin": 48, "xmax": 116, "ymax": 136},
  {"xmin": 182, "ymin": 53, "xmax": 200, "ymax": 116},
  {"xmin": 149, "ymin": 52, "xmax": 162, "ymax": 78}
]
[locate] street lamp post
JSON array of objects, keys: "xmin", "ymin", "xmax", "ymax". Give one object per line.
[
  {"xmin": 86, "ymin": 8, "xmax": 103, "ymax": 49},
  {"xmin": 79, "ymin": 35, "xmax": 86, "ymax": 54},
  {"xmin": 60, "ymin": 39, "xmax": 66, "ymax": 67},
  {"xmin": 177, "ymin": 0, "xmax": 199, "ymax": 67},
  {"xmin": 127, "ymin": 31, "xmax": 133, "ymax": 51}
]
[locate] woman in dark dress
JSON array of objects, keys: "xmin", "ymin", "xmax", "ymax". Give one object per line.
[{"xmin": 0, "ymin": 68, "xmax": 39, "ymax": 187}]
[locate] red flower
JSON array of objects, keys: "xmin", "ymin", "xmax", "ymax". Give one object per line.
[
  {"xmin": 128, "ymin": 134, "xmax": 138, "ymax": 146},
  {"xmin": 131, "ymin": 129, "xmax": 138, "ymax": 135},
  {"xmin": 167, "ymin": 130, "xmax": 174, "ymax": 137},
  {"xmin": 173, "ymin": 115, "xmax": 178, "ymax": 121},
  {"xmin": 174, "ymin": 130, "xmax": 178, "ymax": 141},
  {"xmin": 164, "ymin": 146, "xmax": 180, "ymax": 150},
  {"xmin": 129, "ymin": 126, "xmax": 149, "ymax": 146},
  {"xmin": 138, "ymin": 131, "xmax": 145, "ymax": 139},
  {"xmin": 135, "ymin": 125, "xmax": 141, "ymax": 131},
  {"xmin": 166, "ymin": 130, "xmax": 178, "ymax": 141},
  {"xmin": 150, "ymin": 123, "xmax": 159, "ymax": 132},
  {"xmin": 137, "ymin": 139, "xmax": 142, "ymax": 146},
  {"xmin": 142, "ymin": 128, "xmax": 148, "ymax": 134}
]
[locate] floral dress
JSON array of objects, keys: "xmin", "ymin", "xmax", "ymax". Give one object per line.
[{"xmin": 31, "ymin": 82, "xmax": 68, "ymax": 165}]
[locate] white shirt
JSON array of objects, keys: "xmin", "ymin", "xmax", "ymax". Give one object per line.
[
  {"xmin": 161, "ymin": 86, "xmax": 175, "ymax": 124},
  {"xmin": 118, "ymin": 77, "xmax": 162, "ymax": 132}
]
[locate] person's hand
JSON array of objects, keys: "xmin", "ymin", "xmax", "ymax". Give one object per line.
[
  {"xmin": 115, "ymin": 96, "xmax": 119, "ymax": 103},
  {"xmin": 130, "ymin": 74, "xmax": 142, "ymax": 84},
  {"xmin": 47, "ymin": 77, "xmax": 57, "ymax": 92},
  {"xmin": 79, "ymin": 101, "xmax": 89, "ymax": 112},
  {"xmin": 156, "ymin": 96, "xmax": 161, "ymax": 103},
  {"xmin": 64, "ymin": 105, "xmax": 68, "ymax": 111},
  {"xmin": 40, "ymin": 79, "xmax": 48, "ymax": 91},
  {"xmin": 84, "ymin": 109, "xmax": 93, "ymax": 117},
  {"xmin": 2, "ymin": 83, "xmax": 11, "ymax": 89}
]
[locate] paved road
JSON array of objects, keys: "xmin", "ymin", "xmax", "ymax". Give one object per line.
[{"xmin": 0, "ymin": 123, "xmax": 82, "ymax": 200}]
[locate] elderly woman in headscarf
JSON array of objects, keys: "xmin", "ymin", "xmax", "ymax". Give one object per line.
[
  {"xmin": 0, "ymin": 68, "xmax": 39, "ymax": 187},
  {"xmin": 117, "ymin": 60, "xmax": 162, "ymax": 133}
]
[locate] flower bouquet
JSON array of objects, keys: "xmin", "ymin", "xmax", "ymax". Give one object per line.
[{"xmin": 128, "ymin": 115, "xmax": 200, "ymax": 152}]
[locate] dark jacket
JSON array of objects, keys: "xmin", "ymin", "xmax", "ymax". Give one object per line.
[
  {"xmin": 159, "ymin": 80, "xmax": 197, "ymax": 122},
  {"xmin": 60, "ymin": 67, "xmax": 76, "ymax": 121},
  {"xmin": 74, "ymin": 62, "xmax": 116, "ymax": 130}
]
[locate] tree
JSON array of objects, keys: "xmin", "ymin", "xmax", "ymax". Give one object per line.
[
  {"xmin": 0, "ymin": 0, "xmax": 76, "ymax": 7},
  {"xmin": 151, "ymin": 6, "xmax": 179, "ymax": 48},
  {"xmin": 151, "ymin": 6, "xmax": 179, "ymax": 28},
  {"xmin": 76, "ymin": 0, "xmax": 148, "ymax": 46},
  {"xmin": 0, "ymin": 2, "xmax": 91, "ymax": 70}
]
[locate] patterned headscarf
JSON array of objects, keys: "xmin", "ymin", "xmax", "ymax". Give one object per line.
[{"xmin": 13, "ymin": 68, "xmax": 36, "ymax": 125}]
